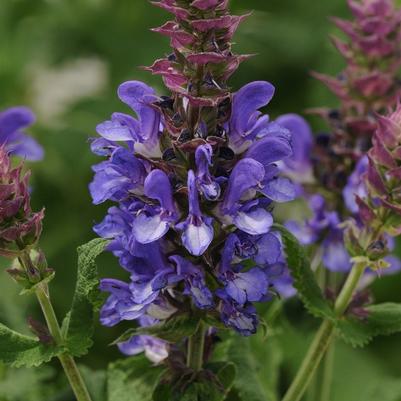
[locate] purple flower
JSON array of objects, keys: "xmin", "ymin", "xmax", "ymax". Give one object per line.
[
  {"xmin": 245, "ymin": 130, "xmax": 295, "ymax": 202},
  {"xmin": 286, "ymin": 195, "xmax": 351, "ymax": 272},
  {"xmin": 343, "ymin": 156, "xmax": 368, "ymax": 213},
  {"xmin": 228, "ymin": 81, "xmax": 275, "ymax": 153},
  {"xmin": 221, "ymin": 267, "xmax": 268, "ymax": 305},
  {"xmin": 195, "ymin": 144, "xmax": 221, "ymax": 201},
  {"xmin": 0, "ymin": 107, "xmax": 43, "ymax": 161},
  {"xmin": 177, "ymin": 170, "xmax": 214, "ymax": 256},
  {"xmin": 276, "ymin": 113, "xmax": 314, "ymax": 183},
  {"xmin": 96, "ymin": 81, "xmax": 162, "ymax": 158},
  {"xmin": 221, "ymin": 231, "xmax": 282, "ymax": 270},
  {"xmin": 221, "ymin": 159, "xmax": 273, "ymax": 235},
  {"xmin": 132, "ymin": 170, "xmax": 178, "ymax": 243},
  {"xmin": 91, "ymin": 2, "xmax": 295, "ymax": 341},
  {"xmin": 118, "ymin": 335, "xmax": 168, "ymax": 363},
  {"xmin": 169, "ymin": 255, "xmax": 214, "ymax": 309},
  {"xmin": 89, "ymin": 147, "xmax": 147, "ymax": 205},
  {"xmin": 218, "ymin": 291, "xmax": 258, "ymax": 336},
  {"xmin": 99, "ymin": 279, "xmax": 147, "ymax": 326}
]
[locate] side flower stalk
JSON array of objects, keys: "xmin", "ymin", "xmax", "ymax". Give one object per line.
[
  {"xmin": 0, "ymin": 132, "xmax": 92, "ymax": 400},
  {"xmin": 282, "ymin": 1, "xmax": 401, "ymax": 400}
]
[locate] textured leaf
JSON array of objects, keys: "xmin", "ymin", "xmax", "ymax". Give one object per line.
[
  {"xmin": 0, "ymin": 323, "xmax": 63, "ymax": 368},
  {"xmin": 63, "ymin": 238, "xmax": 108, "ymax": 357},
  {"xmin": 272, "ymin": 224, "xmax": 335, "ymax": 319},
  {"xmin": 113, "ymin": 313, "xmax": 200, "ymax": 344},
  {"xmin": 206, "ymin": 362, "xmax": 237, "ymax": 399},
  {"xmin": 223, "ymin": 335, "xmax": 272, "ymax": 401},
  {"xmin": 337, "ymin": 302, "xmax": 401, "ymax": 347},
  {"xmin": 107, "ymin": 356, "xmax": 163, "ymax": 401},
  {"xmin": 79, "ymin": 365, "xmax": 107, "ymax": 401}
]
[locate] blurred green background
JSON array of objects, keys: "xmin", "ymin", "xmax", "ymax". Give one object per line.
[{"xmin": 0, "ymin": 0, "xmax": 401, "ymax": 400}]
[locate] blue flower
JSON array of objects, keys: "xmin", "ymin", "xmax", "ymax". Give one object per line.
[
  {"xmin": 90, "ymin": 147, "xmax": 147, "ymax": 204},
  {"xmin": 0, "ymin": 106, "xmax": 43, "ymax": 161},
  {"xmin": 217, "ymin": 291, "xmax": 258, "ymax": 336},
  {"xmin": 91, "ymin": 78, "xmax": 295, "ymax": 338},
  {"xmin": 195, "ymin": 144, "xmax": 221, "ymax": 201},
  {"xmin": 169, "ymin": 255, "xmax": 214, "ymax": 309},
  {"xmin": 177, "ymin": 170, "xmax": 214, "ymax": 256},
  {"xmin": 228, "ymin": 81, "xmax": 275, "ymax": 153},
  {"xmin": 132, "ymin": 169, "xmax": 178, "ymax": 244}
]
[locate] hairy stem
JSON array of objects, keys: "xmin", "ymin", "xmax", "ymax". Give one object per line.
[
  {"xmin": 187, "ymin": 321, "xmax": 206, "ymax": 371},
  {"xmin": 282, "ymin": 262, "xmax": 366, "ymax": 401},
  {"xmin": 35, "ymin": 284, "xmax": 93, "ymax": 401}
]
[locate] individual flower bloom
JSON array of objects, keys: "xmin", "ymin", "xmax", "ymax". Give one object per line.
[
  {"xmin": 321, "ymin": 228, "xmax": 351, "ymax": 273},
  {"xmin": 220, "ymin": 158, "xmax": 273, "ymax": 235},
  {"xmin": 177, "ymin": 170, "xmax": 214, "ymax": 256},
  {"xmin": 286, "ymin": 195, "xmax": 351, "ymax": 272},
  {"xmin": 118, "ymin": 335, "xmax": 168, "ymax": 363},
  {"xmin": 93, "ymin": 204, "xmax": 133, "ymax": 241},
  {"xmin": 221, "ymin": 231, "xmax": 282, "ymax": 269},
  {"xmin": 129, "ymin": 267, "xmax": 175, "ymax": 306},
  {"xmin": 0, "ymin": 107, "xmax": 44, "ymax": 161},
  {"xmin": 217, "ymin": 291, "xmax": 258, "ymax": 336},
  {"xmin": 89, "ymin": 147, "xmax": 147, "ymax": 204},
  {"xmin": 94, "ymin": 81, "xmax": 162, "ymax": 158},
  {"xmin": 269, "ymin": 264, "xmax": 296, "ymax": 299},
  {"xmin": 118, "ymin": 81, "xmax": 162, "ymax": 158},
  {"xmin": 195, "ymin": 144, "xmax": 221, "ymax": 201},
  {"xmin": 169, "ymin": 255, "xmax": 214, "ymax": 309},
  {"xmin": 220, "ymin": 266, "xmax": 268, "ymax": 305},
  {"xmin": 245, "ymin": 130, "xmax": 295, "ymax": 202},
  {"xmin": 132, "ymin": 169, "xmax": 178, "ymax": 243},
  {"xmin": 228, "ymin": 81, "xmax": 275, "ymax": 153},
  {"xmin": 343, "ymin": 155, "xmax": 368, "ymax": 213},
  {"xmin": 99, "ymin": 279, "xmax": 147, "ymax": 326},
  {"xmin": 276, "ymin": 113, "xmax": 314, "ymax": 184}
]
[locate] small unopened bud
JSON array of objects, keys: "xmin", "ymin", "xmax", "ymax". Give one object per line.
[{"xmin": 367, "ymin": 239, "xmax": 389, "ymax": 261}]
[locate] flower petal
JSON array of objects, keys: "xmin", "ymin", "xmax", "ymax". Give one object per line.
[
  {"xmin": 234, "ymin": 207, "xmax": 273, "ymax": 235},
  {"xmin": 133, "ymin": 213, "xmax": 170, "ymax": 244},
  {"xmin": 260, "ymin": 177, "xmax": 296, "ymax": 202}
]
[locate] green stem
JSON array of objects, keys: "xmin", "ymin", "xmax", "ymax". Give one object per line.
[
  {"xmin": 320, "ymin": 341, "xmax": 335, "ymax": 401},
  {"xmin": 282, "ymin": 262, "xmax": 366, "ymax": 401},
  {"xmin": 186, "ymin": 321, "xmax": 206, "ymax": 371},
  {"xmin": 334, "ymin": 263, "xmax": 365, "ymax": 316},
  {"xmin": 36, "ymin": 284, "xmax": 93, "ymax": 401}
]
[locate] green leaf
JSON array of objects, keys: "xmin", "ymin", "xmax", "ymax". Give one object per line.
[
  {"xmin": 337, "ymin": 302, "xmax": 401, "ymax": 347},
  {"xmin": 107, "ymin": 356, "xmax": 163, "ymax": 401},
  {"xmin": 272, "ymin": 224, "xmax": 334, "ymax": 319},
  {"xmin": 206, "ymin": 362, "xmax": 237, "ymax": 399},
  {"xmin": 79, "ymin": 365, "xmax": 107, "ymax": 401},
  {"xmin": 0, "ymin": 323, "xmax": 63, "ymax": 368},
  {"xmin": 113, "ymin": 313, "xmax": 200, "ymax": 344},
  {"xmin": 63, "ymin": 238, "xmax": 108, "ymax": 357},
  {"xmin": 222, "ymin": 335, "xmax": 274, "ymax": 401}
]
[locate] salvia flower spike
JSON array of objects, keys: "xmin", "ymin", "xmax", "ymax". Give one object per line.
[{"xmin": 90, "ymin": 0, "xmax": 296, "ymax": 363}]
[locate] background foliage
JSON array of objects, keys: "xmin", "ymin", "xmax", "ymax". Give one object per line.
[{"xmin": 0, "ymin": 0, "xmax": 401, "ymax": 400}]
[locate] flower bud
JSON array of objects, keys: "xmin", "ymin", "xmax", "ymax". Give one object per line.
[
  {"xmin": 365, "ymin": 105, "xmax": 401, "ymax": 234},
  {"xmin": 0, "ymin": 148, "xmax": 44, "ymax": 257}
]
